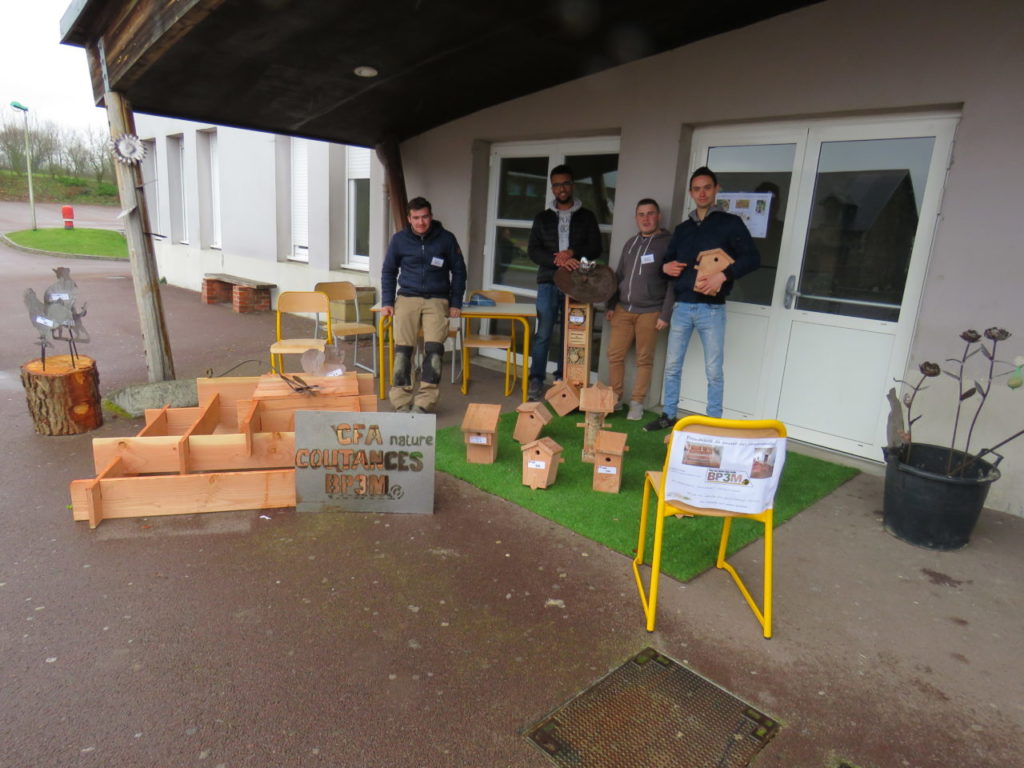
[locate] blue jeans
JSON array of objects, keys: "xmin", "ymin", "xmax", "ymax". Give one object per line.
[
  {"xmin": 530, "ymin": 282, "xmax": 564, "ymax": 382},
  {"xmin": 661, "ymin": 302, "xmax": 726, "ymax": 419}
]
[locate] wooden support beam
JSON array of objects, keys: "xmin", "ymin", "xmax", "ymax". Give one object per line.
[
  {"xmin": 106, "ymin": 90, "xmax": 175, "ymax": 382},
  {"xmin": 375, "ymin": 138, "xmax": 408, "ymax": 234}
]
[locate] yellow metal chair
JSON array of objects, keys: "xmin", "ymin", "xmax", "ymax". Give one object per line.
[
  {"xmin": 460, "ymin": 290, "xmax": 517, "ymax": 396},
  {"xmin": 314, "ymin": 281, "xmax": 377, "ymax": 374},
  {"xmin": 269, "ymin": 290, "xmax": 332, "ymax": 373},
  {"xmin": 632, "ymin": 415, "xmax": 787, "ymax": 638}
]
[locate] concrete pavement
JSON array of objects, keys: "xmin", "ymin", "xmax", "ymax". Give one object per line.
[{"xmin": 0, "ymin": 203, "xmax": 1021, "ymax": 767}]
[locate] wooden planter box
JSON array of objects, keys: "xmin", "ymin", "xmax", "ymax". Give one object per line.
[{"xmin": 68, "ymin": 373, "xmax": 376, "ymax": 528}]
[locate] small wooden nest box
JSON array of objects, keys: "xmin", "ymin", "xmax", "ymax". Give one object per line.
[
  {"xmin": 545, "ymin": 379, "xmax": 580, "ymax": 416},
  {"xmin": 592, "ymin": 430, "xmax": 629, "ymax": 493},
  {"xmin": 579, "ymin": 382, "xmax": 616, "ymax": 414},
  {"xmin": 521, "ymin": 437, "xmax": 565, "ymax": 489},
  {"xmin": 513, "ymin": 401, "xmax": 552, "ymax": 443},
  {"xmin": 461, "ymin": 402, "xmax": 502, "ymax": 463}
]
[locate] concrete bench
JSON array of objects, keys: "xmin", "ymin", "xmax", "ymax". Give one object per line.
[{"xmin": 202, "ymin": 273, "xmax": 276, "ymax": 313}]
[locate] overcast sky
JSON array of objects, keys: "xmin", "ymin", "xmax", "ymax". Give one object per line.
[{"xmin": 0, "ymin": 0, "xmax": 108, "ymax": 133}]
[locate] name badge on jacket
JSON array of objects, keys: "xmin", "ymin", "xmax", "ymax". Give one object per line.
[
  {"xmin": 431, "ymin": 257, "xmax": 445, "ymax": 268},
  {"xmin": 640, "ymin": 253, "xmax": 655, "ymax": 265}
]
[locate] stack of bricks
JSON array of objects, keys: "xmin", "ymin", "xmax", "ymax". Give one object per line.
[
  {"xmin": 232, "ymin": 285, "xmax": 271, "ymax": 313},
  {"xmin": 201, "ymin": 277, "xmax": 232, "ymax": 305}
]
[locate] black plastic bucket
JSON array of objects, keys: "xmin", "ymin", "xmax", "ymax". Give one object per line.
[{"xmin": 882, "ymin": 444, "xmax": 1001, "ymax": 551}]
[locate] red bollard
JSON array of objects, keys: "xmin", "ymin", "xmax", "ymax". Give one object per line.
[{"xmin": 61, "ymin": 205, "xmax": 74, "ymax": 230}]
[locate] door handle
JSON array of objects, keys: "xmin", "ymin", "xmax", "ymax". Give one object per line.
[
  {"xmin": 784, "ymin": 275, "xmax": 798, "ymax": 309},
  {"xmin": 784, "ymin": 275, "xmax": 901, "ymax": 311}
]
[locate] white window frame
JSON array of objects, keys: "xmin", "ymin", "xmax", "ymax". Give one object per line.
[
  {"xmin": 290, "ymin": 138, "xmax": 309, "ymax": 262},
  {"xmin": 346, "ymin": 145, "xmax": 371, "ymax": 268},
  {"xmin": 483, "ymin": 137, "xmax": 620, "ymax": 298},
  {"xmin": 208, "ymin": 131, "xmax": 221, "ymax": 249}
]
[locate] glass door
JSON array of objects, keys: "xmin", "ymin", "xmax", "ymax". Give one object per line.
[{"xmin": 688, "ymin": 114, "xmax": 957, "ymax": 458}]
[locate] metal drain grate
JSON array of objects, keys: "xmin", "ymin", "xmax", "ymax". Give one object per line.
[{"xmin": 525, "ymin": 647, "xmax": 779, "ymax": 768}]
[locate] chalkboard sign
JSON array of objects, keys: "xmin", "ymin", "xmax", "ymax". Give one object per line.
[{"xmin": 294, "ymin": 411, "xmax": 436, "ymax": 514}]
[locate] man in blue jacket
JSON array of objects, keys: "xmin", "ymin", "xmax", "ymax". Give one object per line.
[
  {"xmin": 644, "ymin": 167, "xmax": 760, "ymax": 431},
  {"xmin": 381, "ymin": 197, "xmax": 467, "ymax": 413},
  {"xmin": 526, "ymin": 165, "xmax": 602, "ymax": 400}
]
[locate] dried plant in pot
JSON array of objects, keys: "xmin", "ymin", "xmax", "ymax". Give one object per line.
[{"xmin": 884, "ymin": 328, "xmax": 1022, "ymax": 550}]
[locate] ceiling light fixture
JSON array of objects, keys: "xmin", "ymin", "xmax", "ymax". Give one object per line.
[{"xmin": 353, "ymin": 65, "xmax": 379, "ymax": 78}]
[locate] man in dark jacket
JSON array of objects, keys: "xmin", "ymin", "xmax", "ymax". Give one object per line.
[
  {"xmin": 381, "ymin": 197, "xmax": 467, "ymax": 413},
  {"xmin": 526, "ymin": 164, "xmax": 602, "ymax": 400},
  {"xmin": 606, "ymin": 198, "xmax": 674, "ymax": 420},
  {"xmin": 644, "ymin": 167, "xmax": 760, "ymax": 431}
]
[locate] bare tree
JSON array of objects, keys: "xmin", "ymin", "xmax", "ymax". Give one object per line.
[{"xmin": 84, "ymin": 125, "xmax": 113, "ymax": 185}]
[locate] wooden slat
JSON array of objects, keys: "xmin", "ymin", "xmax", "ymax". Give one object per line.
[
  {"xmin": 92, "ymin": 435, "xmax": 180, "ymax": 474},
  {"xmin": 92, "ymin": 433, "xmax": 295, "ymax": 474},
  {"xmin": 139, "ymin": 405, "xmax": 170, "ymax": 436},
  {"xmin": 70, "ymin": 455, "xmax": 128, "ymax": 527},
  {"xmin": 85, "ymin": 469, "xmax": 296, "ymax": 520}
]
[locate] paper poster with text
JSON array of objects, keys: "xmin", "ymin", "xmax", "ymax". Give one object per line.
[
  {"xmin": 715, "ymin": 192, "xmax": 773, "ymax": 239},
  {"xmin": 663, "ymin": 433, "xmax": 786, "ymax": 515}
]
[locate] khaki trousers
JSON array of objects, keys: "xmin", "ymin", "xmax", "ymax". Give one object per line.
[
  {"xmin": 607, "ymin": 309, "xmax": 659, "ymax": 403},
  {"xmin": 389, "ymin": 296, "xmax": 450, "ymax": 410}
]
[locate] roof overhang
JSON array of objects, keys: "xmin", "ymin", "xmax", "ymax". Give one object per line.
[{"xmin": 61, "ymin": 0, "xmax": 822, "ymax": 147}]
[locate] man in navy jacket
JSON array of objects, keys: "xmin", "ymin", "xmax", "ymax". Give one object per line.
[
  {"xmin": 526, "ymin": 164, "xmax": 602, "ymax": 400},
  {"xmin": 644, "ymin": 167, "xmax": 759, "ymax": 430},
  {"xmin": 381, "ymin": 197, "xmax": 467, "ymax": 413}
]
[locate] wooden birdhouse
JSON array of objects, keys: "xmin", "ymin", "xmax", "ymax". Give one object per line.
[
  {"xmin": 513, "ymin": 400, "xmax": 552, "ymax": 444},
  {"xmin": 577, "ymin": 381, "xmax": 616, "ymax": 462},
  {"xmin": 521, "ymin": 437, "xmax": 564, "ymax": 490},
  {"xmin": 544, "ymin": 379, "xmax": 580, "ymax": 417},
  {"xmin": 592, "ymin": 430, "xmax": 629, "ymax": 493},
  {"xmin": 461, "ymin": 403, "xmax": 502, "ymax": 464}
]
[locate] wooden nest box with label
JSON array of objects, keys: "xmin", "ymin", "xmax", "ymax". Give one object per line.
[
  {"xmin": 592, "ymin": 430, "xmax": 629, "ymax": 493},
  {"xmin": 460, "ymin": 403, "xmax": 502, "ymax": 464},
  {"xmin": 521, "ymin": 437, "xmax": 564, "ymax": 489}
]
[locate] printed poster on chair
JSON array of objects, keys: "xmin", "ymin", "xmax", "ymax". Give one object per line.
[{"xmin": 663, "ymin": 433, "xmax": 786, "ymax": 515}]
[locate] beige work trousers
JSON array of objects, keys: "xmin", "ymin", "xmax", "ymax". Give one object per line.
[
  {"xmin": 389, "ymin": 295, "xmax": 450, "ymax": 411},
  {"xmin": 606, "ymin": 308, "xmax": 660, "ymax": 404}
]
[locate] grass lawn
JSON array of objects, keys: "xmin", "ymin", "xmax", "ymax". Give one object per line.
[
  {"xmin": 6, "ymin": 228, "xmax": 128, "ymax": 259},
  {"xmin": 437, "ymin": 409, "xmax": 859, "ymax": 582},
  {"xmin": 0, "ymin": 169, "xmax": 119, "ymax": 205}
]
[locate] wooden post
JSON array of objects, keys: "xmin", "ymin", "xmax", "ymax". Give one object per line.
[
  {"xmin": 20, "ymin": 355, "xmax": 102, "ymax": 435},
  {"xmin": 105, "ymin": 90, "xmax": 176, "ymax": 383},
  {"xmin": 375, "ymin": 138, "xmax": 408, "ymax": 234}
]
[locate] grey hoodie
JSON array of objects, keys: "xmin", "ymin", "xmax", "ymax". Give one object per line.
[{"xmin": 607, "ymin": 228, "xmax": 674, "ymax": 323}]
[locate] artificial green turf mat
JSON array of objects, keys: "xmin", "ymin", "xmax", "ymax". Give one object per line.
[{"xmin": 437, "ymin": 409, "xmax": 859, "ymax": 582}]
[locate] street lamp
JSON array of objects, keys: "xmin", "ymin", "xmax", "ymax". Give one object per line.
[{"xmin": 10, "ymin": 101, "xmax": 36, "ymax": 231}]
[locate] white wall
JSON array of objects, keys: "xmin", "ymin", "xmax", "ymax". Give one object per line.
[
  {"xmin": 397, "ymin": 0, "xmax": 1024, "ymax": 514},
  {"xmin": 135, "ymin": 115, "xmax": 386, "ymax": 295}
]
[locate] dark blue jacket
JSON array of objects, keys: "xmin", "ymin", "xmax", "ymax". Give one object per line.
[
  {"xmin": 381, "ymin": 220, "xmax": 467, "ymax": 309},
  {"xmin": 662, "ymin": 209, "xmax": 760, "ymax": 304}
]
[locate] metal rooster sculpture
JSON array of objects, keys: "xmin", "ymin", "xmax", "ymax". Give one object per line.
[{"xmin": 24, "ymin": 267, "xmax": 90, "ymax": 369}]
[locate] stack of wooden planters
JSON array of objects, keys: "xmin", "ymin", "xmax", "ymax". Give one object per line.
[{"xmin": 69, "ymin": 373, "xmax": 376, "ymax": 528}]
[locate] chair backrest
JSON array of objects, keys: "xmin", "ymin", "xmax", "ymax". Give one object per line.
[
  {"xmin": 275, "ymin": 290, "xmax": 332, "ymax": 342},
  {"xmin": 661, "ymin": 415, "xmax": 787, "ymax": 517},
  {"xmin": 314, "ymin": 281, "xmax": 357, "ymax": 302},
  {"xmin": 470, "ymin": 289, "xmax": 515, "ymax": 304}
]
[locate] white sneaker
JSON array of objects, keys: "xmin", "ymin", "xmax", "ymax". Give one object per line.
[{"xmin": 627, "ymin": 401, "xmax": 645, "ymax": 421}]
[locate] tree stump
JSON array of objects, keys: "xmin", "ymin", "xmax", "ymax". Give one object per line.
[{"xmin": 20, "ymin": 355, "xmax": 103, "ymax": 435}]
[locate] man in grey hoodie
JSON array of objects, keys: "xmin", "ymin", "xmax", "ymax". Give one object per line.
[{"xmin": 605, "ymin": 199, "xmax": 674, "ymax": 420}]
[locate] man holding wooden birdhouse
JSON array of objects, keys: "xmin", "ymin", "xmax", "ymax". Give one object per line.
[{"xmin": 645, "ymin": 167, "xmax": 759, "ymax": 431}]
